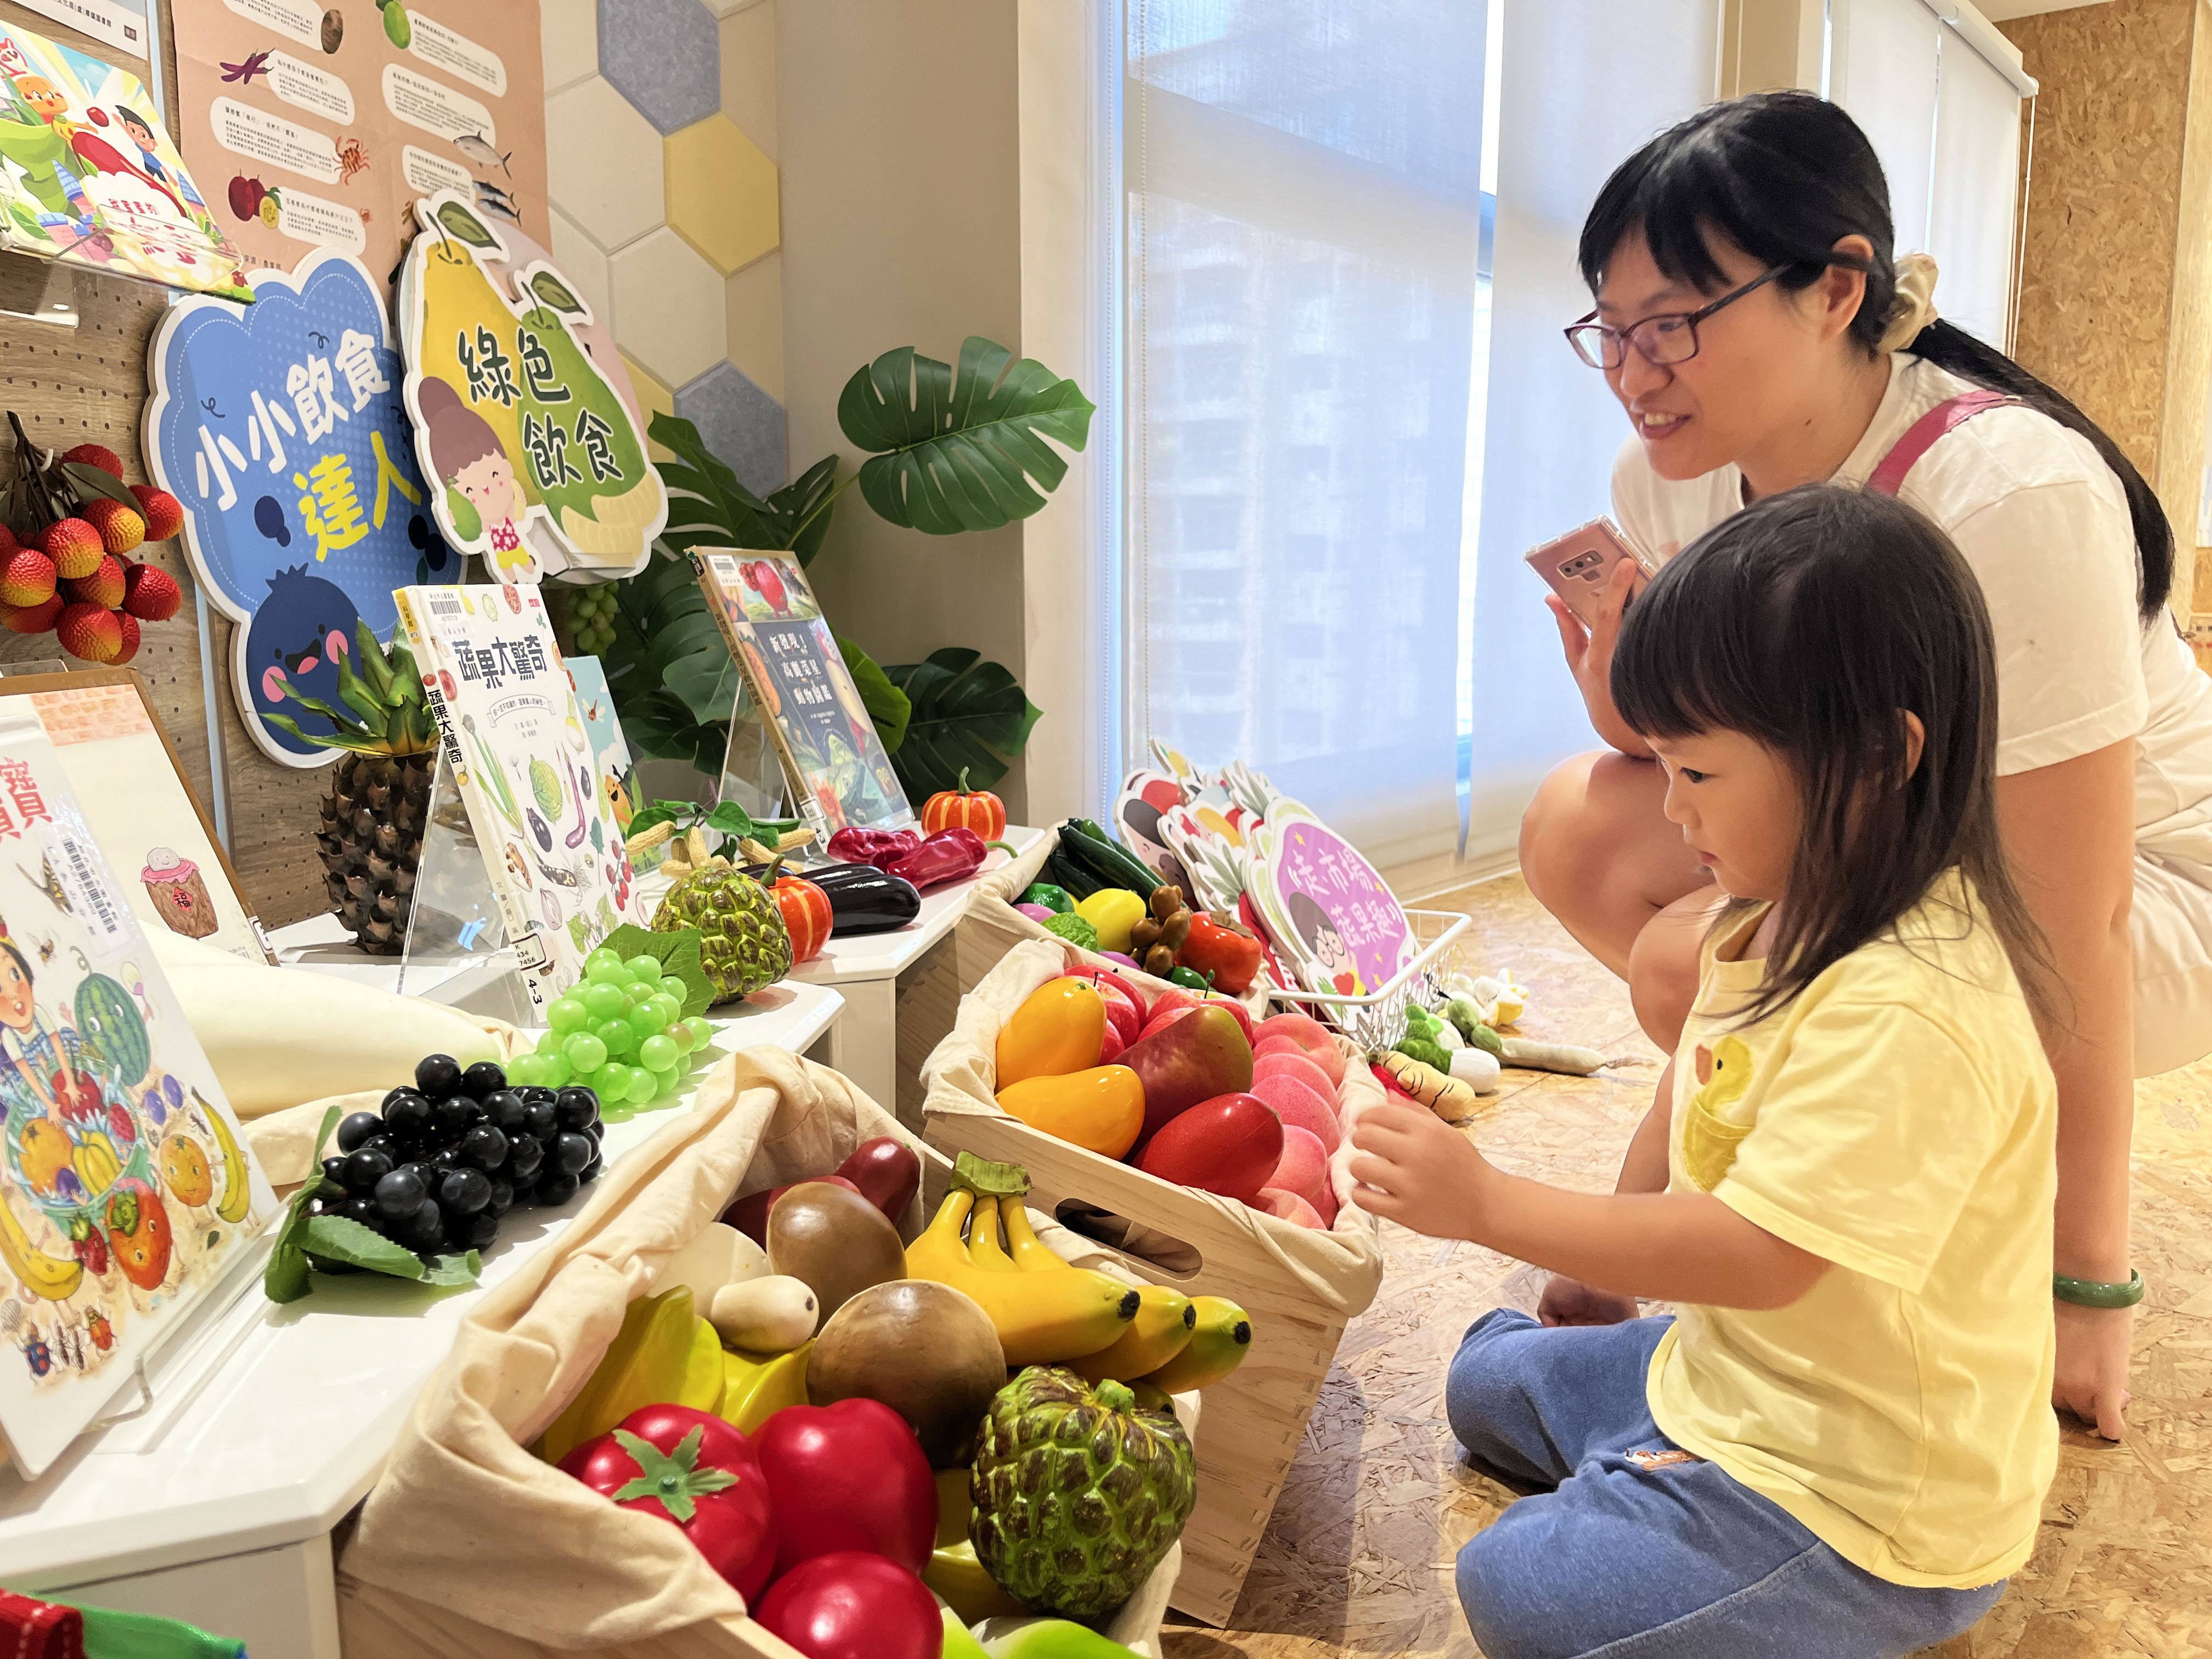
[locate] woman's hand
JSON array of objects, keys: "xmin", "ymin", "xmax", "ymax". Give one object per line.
[
  {"xmin": 1537, "ymin": 1276, "xmax": 1641, "ymax": 1327},
  {"xmin": 1349, "ymin": 1102, "xmax": 1492, "ymax": 1240},
  {"xmin": 2053, "ymin": 1301, "xmax": 2133, "ymax": 1441},
  {"xmin": 1548, "ymin": 559, "xmax": 1652, "ymax": 759}
]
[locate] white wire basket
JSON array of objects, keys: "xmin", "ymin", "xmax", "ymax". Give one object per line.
[{"xmin": 1261, "ymin": 907, "xmax": 1475, "ymax": 1053}]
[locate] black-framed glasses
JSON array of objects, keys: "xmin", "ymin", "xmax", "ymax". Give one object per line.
[{"xmin": 1565, "ymin": 266, "xmax": 1788, "ymax": 371}]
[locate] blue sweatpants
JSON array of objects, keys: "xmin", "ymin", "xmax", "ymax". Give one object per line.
[{"xmin": 1446, "ymin": 1310, "xmax": 2005, "ymax": 1658}]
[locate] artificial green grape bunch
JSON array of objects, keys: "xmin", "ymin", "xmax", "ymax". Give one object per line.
[
  {"xmin": 509, "ymin": 950, "xmax": 719, "ymax": 1121},
  {"xmin": 546, "ymin": 582, "xmax": 621, "ymax": 660}
]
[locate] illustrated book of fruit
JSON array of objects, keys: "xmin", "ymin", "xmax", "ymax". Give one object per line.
[
  {"xmin": 0, "ymin": 20, "xmax": 250, "ymax": 300},
  {"xmin": 392, "ymin": 583, "xmax": 645, "ymax": 1011},
  {"xmin": 691, "ymin": 549, "xmax": 913, "ymax": 840},
  {"xmin": 0, "ymin": 699, "xmax": 276, "ymax": 1479}
]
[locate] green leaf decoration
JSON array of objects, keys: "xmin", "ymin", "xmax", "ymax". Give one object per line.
[
  {"xmin": 648, "ymin": 415, "xmax": 847, "ymax": 567},
  {"xmin": 264, "ymin": 1105, "xmax": 343, "ymax": 1304},
  {"xmin": 63, "ymin": 462, "xmax": 140, "ymax": 512},
  {"xmin": 609, "ymin": 1426, "xmax": 738, "ymax": 1523},
  {"xmin": 435, "ymin": 198, "xmax": 499, "ymax": 247},
  {"xmin": 527, "ymin": 270, "xmax": 588, "ymax": 315},
  {"xmin": 836, "ymin": 336, "xmax": 1094, "ymax": 535},
  {"xmin": 600, "ymin": 922, "xmax": 715, "ymax": 1017},
  {"xmin": 884, "ymin": 648, "xmax": 1042, "ymax": 794},
  {"xmin": 422, "ymin": 1251, "xmax": 483, "ymax": 1288},
  {"xmin": 837, "ymin": 635, "xmax": 910, "ymax": 755},
  {"xmin": 303, "ymin": 1214, "xmax": 427, "ymax": 1278}
]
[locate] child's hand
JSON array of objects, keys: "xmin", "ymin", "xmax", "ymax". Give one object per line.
[
  {"xmin": 1538, "ymin": 1276, "xmax": 1641, "ymax": 1327},
  {"xmin": 1349, "ymin": 1102, "xmax": 1493, "ymax": 1240}
]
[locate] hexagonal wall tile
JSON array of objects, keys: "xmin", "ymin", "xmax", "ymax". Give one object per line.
[
  {"xmin": 665, "ymin": 115, "xmax": 778, "ymax": 275},
  {"xmin": 674, "ymin": 360, "xmax": 785, "ymax": 495},
  {"xmin": 724, "ymin": 249, "xmax": 781, "ymax": 402},
  {"xmin": 599, "ymin": 0, "xmax": 720, "ymax": 136},
  {"xmin": 548, "ymin": 205, "xmax": 612, "ymax": 325},
  {"xmin": 542, "ymin": 0, "xmax": 596, "ymax": 93},
  {"xmin": 623, "ymin": 351, "xmax": 676, "ymax": 459},
  {"xmin": 719, "ymin": 3, "xmax": 776, "ymax": 159},
  {"xmin": 547, "ymin": 77, "xmax": 665, "ymax": 253},
  {"xmin": 610, "ymin": 226, "xmax": 729, "ymax": 388}
]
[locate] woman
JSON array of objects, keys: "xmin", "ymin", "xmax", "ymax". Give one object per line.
[{"xmin": 1518, "ymin": 92, "xmax": 2212, "ymax": 1443}]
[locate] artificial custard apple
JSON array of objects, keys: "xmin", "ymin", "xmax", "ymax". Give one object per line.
[
  {"xmin": 650, "ymin": 865, "xmax": 793, "ymax": 1002},
  {"xmin": 1122, "ymin": 1006, "xmax": 1254, "ymax": 1145},
  {"xmin": 969, "ymin": 1365, "xmax": 1196, "ymax": 1618}
]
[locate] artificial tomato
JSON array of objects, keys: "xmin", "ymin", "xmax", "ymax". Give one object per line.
[
  {"xmin": 558, "ymin": 1404, "xmax": 777, "ymax": 1600},
  {"xmin": 995, "ymin": 979, "xmax": 1105, "ymax": 1086},
  {"xmin": 769, "ymin": 865, "xmax": 833, "ymax": 962},
  {"xmin": 920, "ymin": 768, "xmax": 1008, "ymax": 840},
  {"xmin": 753, "ymin": 1398, "xmax": 936, "ymax": 1577}
]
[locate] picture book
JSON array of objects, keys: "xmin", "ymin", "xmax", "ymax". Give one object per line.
[
  {"xmin": 0, "ymin": 20, "xmax": 250, "ymax": 300},
  {"xmin": 562, "ymin": 654, "xmax": 637, "ymax": 837},
  {"xmin": 0, "ymin": 700, "xmax": 276, "ymax": 1477},
  {"xmin": 392, "ymin": 584, "xmax": 644, "ymax": 1011},
  {"xmin": 691, "ymin": 550, "xmax": 912, "ymax": 840}
]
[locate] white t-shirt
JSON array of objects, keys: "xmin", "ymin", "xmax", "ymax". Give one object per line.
[{"xmin": 1612, "ymin": 352, "xmax": 2212, "ymax": 882}]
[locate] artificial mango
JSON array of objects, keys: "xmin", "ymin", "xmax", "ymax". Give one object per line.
[
  {"xmin": 995, "ymin": 1065, "xmax": 1146, "ymax": 1159},
  {"xmin": 996, "ymin": 979, "xmax": 1106, "ymax": 1087}
]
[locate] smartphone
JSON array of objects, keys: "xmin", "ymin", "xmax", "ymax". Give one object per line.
[{"xmin": 1522, "ymin": 517, "xmax": 1657, "ymax": 627}]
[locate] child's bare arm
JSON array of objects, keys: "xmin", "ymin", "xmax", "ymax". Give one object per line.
[
  {"xmin": 1616, "ymin": 1060, "xmax": 1673, "ymax": 1194},
  {"xmin": 1351, "ymin": 1101, "xmax": 1828, "ymax": 1311}
]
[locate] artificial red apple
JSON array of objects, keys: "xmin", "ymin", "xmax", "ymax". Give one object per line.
[
  {"xmin": 1148, "ymin": 985, "xmax": 1254, "ymax": 1047},
  {"xmin": 1123, "ymin": 1005, "xmax": 1255, "ymax": 1144},
  {"xmin": 1061, "ymin": 966, "xmax": 1148, "ymax": 1030},
  {"xmin": 1101, "ymin": 1019, "xmax": 1126, "ymax": 1064},
  {"xmin": 1252, "ymin": 1073, "xmax": 1339, "ymax": 1155},
  {"xmin": 1136, "ymin": 1092, "xmax": 1284, "ymax": 1204}
]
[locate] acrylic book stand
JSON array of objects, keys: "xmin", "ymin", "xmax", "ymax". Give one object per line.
[{"xmin": 394, "ymin": 751, "xmax": 535, "ymax": 1027}]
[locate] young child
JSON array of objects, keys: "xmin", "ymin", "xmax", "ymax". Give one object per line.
[{"xmin": 1351, "ymin": 485, "xmax": 2061, "ymax": 1657}]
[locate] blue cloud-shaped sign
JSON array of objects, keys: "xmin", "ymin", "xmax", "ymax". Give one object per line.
[{"xmin": 144, "ymin": 250, "xmax": 462, "ymax": 766}]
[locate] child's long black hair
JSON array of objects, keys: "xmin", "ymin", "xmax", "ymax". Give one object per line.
[
  {"xmin": 1582, "ymin": 91, "xmax": 2172, "ymax": 620},
  {"xmin": 1612, "ymin": 485, "xmax": 2059, "ymax": 1031}
]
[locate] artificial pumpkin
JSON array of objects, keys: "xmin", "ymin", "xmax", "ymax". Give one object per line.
[
  {"xmin": 920, "ymin": 769, "xmax": 1007, "ymax": 841},
  {"xmin": 767, "ymin": 864, "xmax": 833, "ymax": 963}
]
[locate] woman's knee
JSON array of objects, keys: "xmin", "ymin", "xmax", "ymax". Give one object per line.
[
  {"xmin": 1628, "ymin": 888, "xmax": 1718, "ymax": 1054},
  {"xmin": 1520, "ymin": 751, "xmax": 1633, "ymax": 901}
]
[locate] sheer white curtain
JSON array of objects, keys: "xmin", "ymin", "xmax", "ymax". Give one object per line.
[
  {"xmin": 1124, "ymin": 1, "xmax": 1486, "ymax": 867},
  {"xmin": 1460, "ymin": 0, "xmax": 1720, "ymax": 864}
]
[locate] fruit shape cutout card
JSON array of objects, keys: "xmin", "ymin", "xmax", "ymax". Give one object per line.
[
  {"xmin": 1111, "ymin": 769, "xmax": 1194, "ymax": 893},
  {"xmin": 692, "ymin": 550, "xmax": 913, "ymax": 840},
  {"xmin": 392, "ymin": 583, "xmax": 644, "ymax": 1011},
  {"xmin": 397, "ymin": 193, "xmax": 667, "ymax": 584},
  {"xmin": 0, "ymin": 22, "xmax": 251, "ymax": 300},
  {"xmin": 145, "ymin": 247, "xmax": 461, "ymax": 767},
  {"xmin": 1247, "ymin": 799, "xmax": 1417, "ymax": 998},
  {"xmin": 0, "ymin": 701, "xmax": 275, "ymax": 1477}
]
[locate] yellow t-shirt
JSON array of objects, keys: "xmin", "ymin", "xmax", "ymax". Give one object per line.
[{"xmin": 1645, "ymin": 871, "xmax": 2059, "ymax": 1588}]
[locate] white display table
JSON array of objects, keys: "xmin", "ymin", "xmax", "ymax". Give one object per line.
[{"xmin": 0, "ymin": 952, "xmax": 843, "ymax": 1656}]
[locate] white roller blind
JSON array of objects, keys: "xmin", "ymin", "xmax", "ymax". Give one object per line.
[
  {"xmin": 1124, "ymin": 1, "xmax": 1486, "ymax": 867},
  {"xmin": 1460, "ymin": 0, "xmax": 1720, "ymax": 864}
]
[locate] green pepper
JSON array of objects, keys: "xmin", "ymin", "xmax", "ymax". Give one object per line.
[
  {"xmin": 1020, "ymin": 882, "xmax": 1075, "ymax": 915},
  {"xmin": 1041, "ymin": 911, "xmax": 1100, "ymax": 951},
  {"xmin": 1169, "ymin": 966, "xmax": 1216, "ymax": 991},
  {"xmin": 1395, "ymin": 1035, "xmax": 1451, "ymax": 1071}
]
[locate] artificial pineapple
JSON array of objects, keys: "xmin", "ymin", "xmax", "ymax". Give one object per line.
[{"xmin": 261, "ymin": 622, "xmax": 437, "ymax": 955}]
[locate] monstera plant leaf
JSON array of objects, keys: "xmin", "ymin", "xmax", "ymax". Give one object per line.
[
  {"xmin": 884, "ymin": 648, "xmax": 1041, "ymax": 795},
  {"xmin": 839, "ymin": 637, "xmax": 910, "ymax": 753},
  {"xmin": 650, "ymin": 413, "xmax": 842, "ymax": 567},
  {"xmin": 836, "ymin": 337, "xmax": 1095, "ymax": 535}
]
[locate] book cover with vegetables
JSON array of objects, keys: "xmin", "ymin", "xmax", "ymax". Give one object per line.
[
  {"xmin": 392, "ymin": 584, "xmax": 645, "ymax": 1011},
  {"xmin": 0, "ymin": 701, "xmax": 275, "ymax": 1479},
  {"xmin": 691, "ymin": 550, "xmax": 913, "ymax": 841}
]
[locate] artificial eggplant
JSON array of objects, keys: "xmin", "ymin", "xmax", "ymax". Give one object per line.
[{"xmin": 754, "ymin": 862, "xmax": 922, "ymax": 935}]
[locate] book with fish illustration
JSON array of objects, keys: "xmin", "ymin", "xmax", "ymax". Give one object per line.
[
  {"xmin": 691, "ymin": 550, "xmax": 913, "ymax": 840},
  {"xmin": 392, "ymin": 584, "xmax": 644, "ymax": 1011},
  {"xmin": 0, "ymin": 699, "xmax": 275, "ymax": 1478},
  {"xmin": 0, "ymin": 20, "xmax": 250, "ymax": 299}
]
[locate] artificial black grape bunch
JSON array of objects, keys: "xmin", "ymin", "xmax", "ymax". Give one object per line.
[{"xmin": 316, "ymin": 1052, "xmax": 606, "ymax": 1261}]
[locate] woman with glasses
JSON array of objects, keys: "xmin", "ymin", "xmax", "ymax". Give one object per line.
[{"xmin": 1518, "ymin": 92, "xmax": 2212, "ymax": 1449}]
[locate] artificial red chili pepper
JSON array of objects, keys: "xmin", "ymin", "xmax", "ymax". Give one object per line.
[
  {"xmin": 1178, "ymin": 911, "xmax": 1265, "ymax": 996},
  {"xmin": 826, "ymin": 826, "xmax": 923, "ymax": 871},
  {"xmin": 881, "ymin": 827, "xmax": 1015, "ymax": 893}
]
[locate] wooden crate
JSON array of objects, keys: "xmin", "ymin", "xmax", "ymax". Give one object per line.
[{"xmin": 924, "ymin": 1103, "xmax": 1376, "ymax": 1627}]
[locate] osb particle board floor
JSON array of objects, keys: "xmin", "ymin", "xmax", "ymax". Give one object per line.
[{"xmin": 1163, "ymin": 873, "xmax": 2212, "ymax": 1659}]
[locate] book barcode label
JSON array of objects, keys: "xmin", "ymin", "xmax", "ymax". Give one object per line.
[{"xmin": 428, "ymin": 593, "xmax": 466, "ymax": 618}]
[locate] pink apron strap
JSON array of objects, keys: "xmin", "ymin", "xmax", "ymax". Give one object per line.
[{"xmin": 1865, "ymin": 389, "xmax": 2019, "ymax": 496}]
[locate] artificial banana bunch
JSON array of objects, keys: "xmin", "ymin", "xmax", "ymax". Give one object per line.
[
  {"xmin": 538, "ymin": 1287, "xmax": 723, "ymax": 1463},
  {"xmin": 1137, "ymin": 1295, "xmax": 1252, "ymax": 1392},
  {"xmin": 905, "ymin": 1154, "xmax": 1138, "ymax": 1364},
  {"xmin": 717, "ymin": 1340, "xmax": 812, "ymax": 1435},
  {"xmin": 1071, "ymin": 1284, "xmax": 1194, "ymax": 1384}
]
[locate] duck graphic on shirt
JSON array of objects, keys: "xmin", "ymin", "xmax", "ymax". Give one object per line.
[{"xmin": 1681, "ymin": 1034, "xmax": 1757, "ymax": 1192}]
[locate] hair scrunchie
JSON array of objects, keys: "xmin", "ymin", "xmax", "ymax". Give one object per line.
[{"xmin": 1876, "ymin": 252, "xmax": 1940, "ymax": 352}]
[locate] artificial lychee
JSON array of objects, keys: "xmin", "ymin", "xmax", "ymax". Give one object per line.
[
  {"xmin": 0, "ymin": 548, "xmax": 56, "ymax": 607},
  {"xmin": 0, "ymin": 595, "xmax": 63, "ymax": 634},
  {"xmin": 61, "ymin": 555, "xmax": 124, "ymax": 609},
  {"xmin": 41, "ymin": 518, "xmax": 104, "ymax": 580},
  {"xmin": 61, "ymin": 443, "xmax": 123, "ymax": 479},
  {"xmin": 81, "ymin": 498, "xmax": 144, "ymax": 556},
  {"xmin": 111, "ymin": 611, "xmax": 140, "ymax": 665},
  {"xmin": 121, "ymin": 561, "xmax": 182, "ymax": 622},
  {"xmin": 55, "ymin": 601, "xmax": 122, "ymax": 663},
  {"xmin": 129, "ymin": 484, "xmax": 184, "ymax": 542}
]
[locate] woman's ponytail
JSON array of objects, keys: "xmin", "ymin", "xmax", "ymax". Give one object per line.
[{"xmin": 1581, "ymin": 91, "xmax": 2175, "ymax": 621}]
